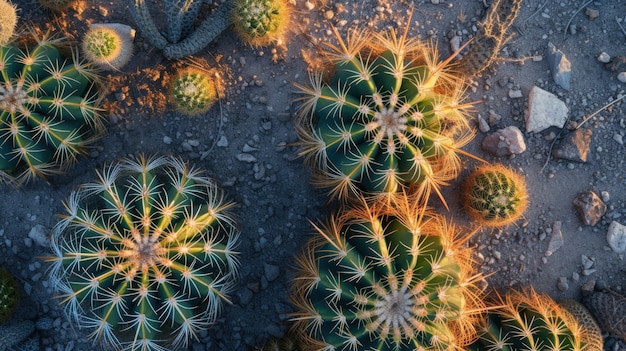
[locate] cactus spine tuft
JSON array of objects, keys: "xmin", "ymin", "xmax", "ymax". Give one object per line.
[
  {"xmin": 295, "ymin": 22, "xmax": 476, "ymax": 203},
  {"xmin": 48, "ymin": 155, "xmax": 240, "ymax": 351},
  {"xmin": 291, "ymin": 195, "xmax": 484, "ymax": 351},
  {"xmin": 0, "ymin": 0, "xmax": 17, "ymax": 45},
  {"xmin": 81, "ymin": 24, "xmax": 133, "ymax": 70},
  {"xmin": 232, "ymin": 0, "xmax": 291, "ymax": 47},
  {"xmin": 170, "ymin": 66, "xmax": 219, "ymax": 116},
  {"xmin": 37, "ymin": 0, "xmax": 72, "ymax": 11},
  {"xmin": 462, "ymin": 163, "xmax": 528, "ymax": 227}
]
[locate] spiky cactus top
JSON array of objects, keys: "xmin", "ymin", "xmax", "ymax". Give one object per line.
[
  {"xmin": 462, "ymin": 164, "xmax": 528, "ymax": 227},
  {"xmin": 232, "ymin": 0, "xmax": 291, "ymax": 47},
  {"xmin": 295, "ymin": 24, "xmax": 475, "ymax": 203},
  {"xmin": 291, "ymin": 196, "xmax": 484, "ymax": 351},
  {"xmin": 0, "ymin": 0, "xmax": 17, "ymax": 45},
  {"xmin": 0, "ymin": 34, "xmax": 105, "ymax": 185},
  {"xmin": 0, "ymin": 268, "xmax": 18, "ymax": 323},
  {"xmin": 467, "ymin": 288, "xmax": 600, "ymax": 351},
  {"xmin": 170, "ymin": 66, "xmax": 218, "ymax": 116},
  {"xmin": 82, "ymin": 24, "xmax": 133, "ymax": 70},
  {"xmin": 48, "ymin": 155, "xmax": 240, "ymax": 351}
]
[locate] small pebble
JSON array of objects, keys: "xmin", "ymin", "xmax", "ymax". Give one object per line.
[
  {"xmin": 618, "ymin": 72, "xmax": 626, "ymax": 83},
  {"xmin": 597, "ymin": 52, "xmax": 611, "ymax": 63}
]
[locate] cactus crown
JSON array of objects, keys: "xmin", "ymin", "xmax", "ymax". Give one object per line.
[
  {"xmin": 37, "ymin": 0, "xmax": 72, "ymax": 11},
  {"xmin": 462, "ymin": 164, "xmax": 528, "ymax": 227},
  {"xmin": 81, "ymin": 25, "xmax": 133, "ymax": 70},
  {"xmin": 0, "ymin": 0, "xmax": 17, "ymax": 46},
  {"xmin": 48, "ymin": 155, "xmax": 240, "ymax": 351},
  {"xmin": 0, "ymin": 268, "xmax": 19, "ymax": 323},
  {"xmin": 295, "ymin": 23, "xmax": 475, "ymax": 203},
  {"xmin": 291, "ymin": 196, "xmax": 484, "ymax": 351},
  {"xmin": 468, "ymin": 288, "xmax": 591, "ymax": 351},
  {"xmin": 170, "ymin": 66, "xmax": 218, "ymax": 115},
  {"xmin": 232, "ymin": 0, "xmax": 291, "ymax": 47},
  {"xmin": 0, "ymin": 33, "xmax": 105, "ymax": 185}
]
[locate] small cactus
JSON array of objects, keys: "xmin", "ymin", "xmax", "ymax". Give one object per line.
[
  {"xmin": 291, "ymin": 195, "xmax": 484, "ymax": 351},
  {"xmin": 48, "ymin": 155, "xmax": 240, "ymax": 351},
  {"xmin": 37, "ymin": 0, "xmax": 72, "ymax": 11},
  {"xmin": 295, "ymin": 22, "xmax": 476, "ymax": 203},
  {"xmin": 259, "ymin": 332, "xmax": 303, "ymax": 351},
  {"xmin": 467, "ymin": 288, "xmax": 601, "ymax": 351},
  {"xmin": 462, "ymin": 164, "xmax": 528, "ymax": 227},
  {"xmin": 0, "ymin": 0, "xmax": 17, "ymax": 45},
  {"xmin": 81, "ymin": 24, "xmax": 133, "ymax": 70},
  {"xmin": 170, "ymin": 66, "xmax": 219, "ymax": 115},
  {"xmin": 232, "ymin": 0, "xmax": 291, "ymax": 47},
  {"xmin": 0, "ymin": 33, "xmax": 105, "ymax": 185},
  {"xmin": 0, "ymin": 269, "xmax": 18, "ymax": 323}
]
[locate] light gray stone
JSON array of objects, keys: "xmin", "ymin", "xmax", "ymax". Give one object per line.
[
  {"xmin": 607, "ymin": 221, "xmax": 626, "ymax": 253},
  {"xmin": 28, "ymin": 224, "xmax": 49, "ymax": 247},
  {"xmin": 546, "ymin": 42, "xmax": 572, "ymax": 90},
  {"xmin": 526, "ymin": 86, "xmax": 569, "ymax": 133},
  {"xmin": 481, "ymin": 126, "xmax": 526, "ymax": 156},
  {"xmin": 545, "ymin": 221, "xmax": 564, "ymax": 256}
]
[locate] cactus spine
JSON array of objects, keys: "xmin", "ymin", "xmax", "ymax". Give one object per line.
[
  {"xmin": 81, "ymin": 24, "xmax": 133, "ymax": 70},
  {"xmin": 232, "ymin": 0, "xmax": 291, "ymax": 47},
  {"xmin": 291, "ymin": 196, "xmax": 484, "ymax": 351},
  {"xmin": 170, "ymin": 66, "xmax": 219, "ymax": 115},
  {"xmin": 0, "ymin": 269, "xmax": 18, "ymax": 323},
  {"xmin": 0, "ymin": 0, "xmax": 17, "ymax": 46},
  {"xmin": 295, "ymin": 23, "xmax": 475, "ymax": 203},
  {"xmin": 462, "ymin": 164, "xmax": 528, "ymax": 227},
  {"xmin": 468, "ymin": 288, "xmax": 600, "ymax": 351},
  {"xmin": 0, "ymin": 34, "xmax": 105, "ymax": 185},
  {"xmin": 48, "ymin": 155, "xmax": 240, "ymax": 351},
  {"xmin": 37, "ymin": 0, "xmax": 72, "ymax": 11}
]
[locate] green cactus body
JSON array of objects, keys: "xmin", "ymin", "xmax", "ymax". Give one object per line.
[
  {"xmin": 0, "ymin": 35, "xmax": 105, "ymax": 185},
  {"xmin": 232, "ymin": 0, "xmax": 291, "ymax": 47},
  {"xmin": 295, "ymin": 27, "xmax": 475, "ymax": 202},
  {"xmin": 467, "ymin": 288, "xmax": 592, "ymax": 351},
  {"xmin": 48, "ymin": 155, "xmax": 240, "ymax": 351},
  {"xmin": 462, "ymin": 164, "xmax": 528, "ymax": 227},
  {"xmin": 82, "ymin": 25, "xmax": 133, "ymax": 70},
  {"xmin": 37, "ymin": 0, "xmax": 72, "ymax": 11},
  {"xmin": 291, "ymin": 196, "xmax": 483, "ymax": 351},
  {"xmin": 170, "ymin": 67, "xmax": 218, "ymax": 115},
  {"xmin": 0, "ymin": 269, "xmax": 18, "ymax": 323},
  {"xmin": 0, "ymin": 0, "xmax": 17, "ymax": 46}
]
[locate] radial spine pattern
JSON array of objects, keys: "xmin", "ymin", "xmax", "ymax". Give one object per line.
[
  {"xmin": 48, "ymin": 155, "xmax": 240, "ymax": 351},
  {"xmin": 295, "ymin": 24, "xmax": 475, "ymax": 202},
  {"xmin": 291, "ymin": 196, "xmax": 484, "ymax": 351}
]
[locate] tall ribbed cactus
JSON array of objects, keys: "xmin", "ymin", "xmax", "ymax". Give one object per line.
[
  {"xmin": 467, "ymin": 288, "xmax": 601, "ymax": 351},
  {"xmin": 48, "ymin": 155, "xmax": 240, "ymax": 351},
  {"xmin": 295, "ymin": 23, "xmax": 476, "ymax": 203},
  {"xmin": 291, "ymin": 196, "xmax": 484, "ymax": 351},
  {"xmin": 0, "ymin": 33, "xmax": 105, "ymax": 185}
]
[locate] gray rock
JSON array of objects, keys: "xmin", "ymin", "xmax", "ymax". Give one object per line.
[
  {"xmin": 27, "ymin": 225, "xmax": 49, "ymax": 247},
  {"xmin": 552, "ymin": 128, "xmax": 593, "ymax": 162},
  {"xmin": 597, "ymin": 52, "xmax": 611, "ymax": 63},
  {"xmin": 481, "ymin": 126, "xmax": 526, "ymax": 156},
  {"xmin": 607, "ymin": 221, "xmax": 626, "ymax": 253},
  {"xmin": 264, "ymin": 263, "xmax": 280, "ymax": 282},
  {"xmin": 546, "ymin": 42, "xmax": 572, "ymax": 90},
  {"xmin": 545, "ymin": 221, "xmax": 564, "ymax": 256},
  {"xmin": 526, "ymin": 86, "xmax": 569, "ymax": 133},
  {"xmin": 557, "ymin": 276, "xmax": 569, "ymax": 291},
  {"xmin": 572, "ymin": 190, "xmax": 607, "ymax": 226}
]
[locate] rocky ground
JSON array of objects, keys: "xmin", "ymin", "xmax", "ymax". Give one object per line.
[{"xmin": 1, "ymin": 0, "xmax": 626, "ymax": 350}]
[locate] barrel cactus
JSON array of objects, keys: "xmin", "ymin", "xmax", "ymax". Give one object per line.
[
  {"xmin": 169, "ymin": 66, "xmax": 218, "ymax": 116},
  {"xmin": 0, "ymin": 0, "xmax": 17, "ymax": 45},
  {"xmin": 295, "ymin": 24, "xmax": 476, "ymax": 203},
  {"xmin": 81, "ymin": 24, "xmax": 133, "ymax": 70},
  {"xmin": 291, "ymin": 196, "xmax": 484, "ymax": 351},
  {"xmin": 37, "ymin": 0, "xmax": 72, "ymax": 11},
  {"xmin": 462, "ymin": 164, "xmax": 528, "ymax": 227},
  {"xmin": 0, "ymin": 34, "xmax": 105, "ymax": 185},
  {"xmin": 232, "ymin": 0, "xmax": 291, "ymax": 47},
  {"xmin": 0, "ymin": 268, "xmax": 18, "ymax": 323},
  {"xmin": 48, "ymin": 155, "xmax": 240, "ymax": 351},
  {"xmin": 467, "ymin": 288, "xmax": 602, "ymax": 351}
]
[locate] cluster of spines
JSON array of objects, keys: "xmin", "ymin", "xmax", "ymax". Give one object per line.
[
  {"xmin": 0, "ymin": 268, "xmax": 18, "ymax": 323},
  {"xmin": 81, "ymin": 25, "xmax": 133, "ymax": 70},
  {"xmin": 291, "ymin": 195, "xmax": 484, "ymax": 351},
  {"xmin": 0, "ymin": 0, "xmax": 17, "ymax": 45},
  {"xmin": 232, "ymin": 0, "xmax": 291, "ymax": 47},
  {"xmin": 169, "ymin": 66, "xmax": 218, "ymax": 116},
  {"xmin": 47, "ymin": 155, "xmax": 240, "ymax": 351},
  {"xmin": 0, "ymin": 33, "xmax": 105, "ymax": 185}
]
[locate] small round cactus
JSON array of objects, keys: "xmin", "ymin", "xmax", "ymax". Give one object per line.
[
  {"xmin": 37, "ymin": 0, "xmax": 72, "ymax": 11},
  {"xmin": 291, "ymin": 195, "xmax": 484, "ymax": 351},
  {"xmin": 295, "ymin": 24, "xmax": 475, "ymax": 203},
  {"xmin": 48, "ymin": 155, "xmax": 240, "ymax": 351},
  {"xmin": 0, "ymin": 0, "xmax": 17, "ymax": 45},
  {"xmin": 467, "ymin": 288, "xmax": 602, "ymax": 351},
  {"xmin": 0, "ymin": 268, "xmax": 19, "ymax": 323},
  {"xmin": 0, "ymin": 33, "xmax": 105, "ymax": 185},
  {"xmin": 81, "ymin": 24, "xmax": 133, "ymax": 70},
  {"xmin": 232, "ymin": 0, "xmax": 291, "ymax": 47},
  {"xmin": 169, "ymin": 66, "xmax": 218, "ymax": 115},
  {"xmin": 462, "ymin": 164, "xmax": 528, "ymax": 227}
]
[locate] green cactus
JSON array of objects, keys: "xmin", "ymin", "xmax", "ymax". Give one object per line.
[
  {"xmin": 81, "ymin": 24, "xmax": 133, "ymax": 70},
  {"xmin": 170, "ymin": 66, "xmax": 218, "ymax": 115},
  {"xmin": 291, "ymin": 195, "xmax": 484, "ymax": 351},
  {"xmin": 467, "ymin": 288, "xmax": 600, "ymax": 351},
  {"xmin": 232, "ymin": 0, "xmax": 291, "ymax": 47},
  {"xmin": 295, "ymin": 23, "xmax": 476, "ymax": 203},
  {"xmin": 461, "ymin": 164, "xmax": 528, "ymax": 227},
  {"xmin": 0, "ymin": 269, "xmax": 18, "ymax": 323},
  {"xmin": 0, "ymin": 33, "xmax": 105, "ymax": 185},
  {"xmin": 47, "ymin": 155, "xmax": 240, "ymax": 351},
  {"xmin": 37, "ymin": 0, "xmax": 72, "ymax": 11},
  {"xmin": 0, "ymin": 0, "xmax": 17, "ymax": 46}
]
